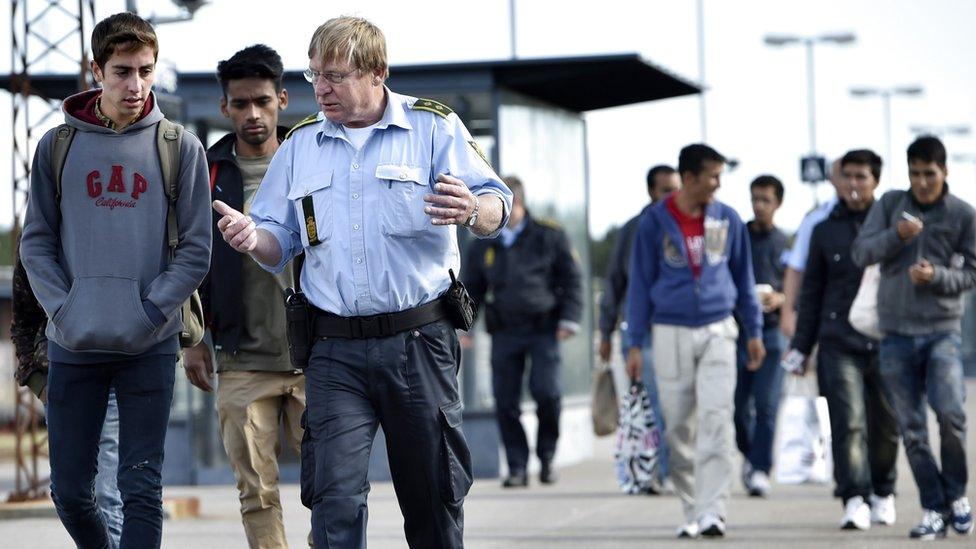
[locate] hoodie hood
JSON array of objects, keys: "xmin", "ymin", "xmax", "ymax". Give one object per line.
[{"xmin": 62, "ymin": 89, "xmax": 162, "ymax": 134}]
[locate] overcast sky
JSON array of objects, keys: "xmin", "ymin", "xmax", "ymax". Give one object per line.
[{"xmin": 3, "ymin": 0, "xmax": 975, "ymax": 237}]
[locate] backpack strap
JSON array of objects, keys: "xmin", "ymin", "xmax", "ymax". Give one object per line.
[
  {"xmin": 156, "ymin": 118, "xmax": 184, "ymax": 254},
  {"xmin": 51, "ymin": 124, "xmax": 76, "ymax": 204}
]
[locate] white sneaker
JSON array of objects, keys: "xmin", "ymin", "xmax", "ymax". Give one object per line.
[
  {"xmin": 841, "ymin": 496, "xmax": 871, "ymax": 530},
  {"xmin": 748, "ymin": 471, "xmax": 771, "ymax": 498},
  {"xmin": 676, "ymin": 521, "xmax": 700, "ymax": 538},
  {"xmin": 699, "ymin": 513, "xmax": 726, "ymax": 537},
  {"xmin": 741, "ymin": 461, "xmax": 753, "ymax": 492},
  {"xmin": 870, "ymin": 494, "xmax": 896, "ymax": 525}
]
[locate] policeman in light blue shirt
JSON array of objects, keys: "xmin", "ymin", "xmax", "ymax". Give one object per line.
[{"xmin": 213, "ymin": 16, "xmax": 512, "ymax": 549}]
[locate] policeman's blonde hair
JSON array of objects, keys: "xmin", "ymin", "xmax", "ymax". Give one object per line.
[{"xmin": 308, "ymin": 16, "xmax": 388, "ymax": 79}]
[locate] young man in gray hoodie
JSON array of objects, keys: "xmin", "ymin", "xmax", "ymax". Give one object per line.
[
  {"xmin": 851, "ymin": 136, "xmax": 975, "ymax": 540},
  {"xmin": 19, "ymin": 12, "xmax": 211, "ymax": 548}
]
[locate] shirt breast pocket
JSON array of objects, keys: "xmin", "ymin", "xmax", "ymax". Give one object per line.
[
  {"xmin": 375, "ymin": 164, "xmax": 431, "ymax": 238},
  {"xmin": 287, "ymin": 170, "xmax": 333, "ymax": 247}
]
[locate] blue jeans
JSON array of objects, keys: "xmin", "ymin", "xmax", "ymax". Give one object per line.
[
  {"xmin": 623, "ymin": 329, "xmax": 669, "ymax": 480},
  {"xmin": 95, "ymin": 389, "xmax": 123, "ymax": 549},
  {"xmin": 734, "ymin": 326, "xmax": 786, "ymax": 474},
  {"xmin": 47, "ymin": 355, "xmax": 176, "ymax": 549},
  {"xmin": 879, "ymin": 332, "xmax": 968, "ymax": 512}
]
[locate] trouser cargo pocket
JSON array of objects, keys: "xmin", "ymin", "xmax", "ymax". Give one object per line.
[{"xmin": 438, "ymin": 400, "xmax": 473, "ymax": 503}]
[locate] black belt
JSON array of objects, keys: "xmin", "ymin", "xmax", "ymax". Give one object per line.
[{"xmin": 313, "ymin": 298, "xmax": 448, "ymax": 339}]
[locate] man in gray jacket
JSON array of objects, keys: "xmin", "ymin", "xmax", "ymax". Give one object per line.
[
  {"xmin": 19, "ymin": 13, "xmax": 211, "ymax": 548},
  {"xmin": 851, "ymin": 135, "xmax": 974, "ymax": 540}
]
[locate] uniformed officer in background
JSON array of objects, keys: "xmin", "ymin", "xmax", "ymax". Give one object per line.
[
  {"xmin": 462, "ymin": 176, "xmax": 583, "ymax": 488},
  {"xmin": 212, "ymin": 16, "xmax": 512, "ymax": 549}
]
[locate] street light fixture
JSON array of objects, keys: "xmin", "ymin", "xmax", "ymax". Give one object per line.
[
  {"xmin": 764, "ymin": 31, "xmax": 856, "ymax": 199},
  {"xmin": 910, "ymin": 124, "xmax": 971, "ymax": 137},
  {"xmin": 849, "ymin": 85, "xmax": 924, "ymax": 182}
]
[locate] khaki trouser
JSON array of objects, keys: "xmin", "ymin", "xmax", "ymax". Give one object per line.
[
  {"xmin": 217, "ymin": 370, "xmax": 307, "ymax": 548},
  {"xmin": 653, "ymin": 318, "xmax": 738, "ymax": 524}
]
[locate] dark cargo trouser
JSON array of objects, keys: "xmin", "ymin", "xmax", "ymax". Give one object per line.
[
  {"xmin": 301, "ymin": 319, "xmax": 472, "ymax": 549},
  {"xmin": 490, "ymin": 331, "xmax": 562, "ymax": 474}
]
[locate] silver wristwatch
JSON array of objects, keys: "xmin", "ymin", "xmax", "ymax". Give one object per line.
[{"xmin": 465, "ymin": 195, "xmax": 480, "ymax": 227}]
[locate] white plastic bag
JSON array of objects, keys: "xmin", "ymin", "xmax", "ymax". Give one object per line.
[
  {"xmin": 849, "ymin": 264, "xmax": 883, "ymax": 340},
  {"xmin": 614, "ymin": 382, "xmax": 662, "ymax": 494},
  {"xmin": 774, "ymin": 380, "xmax": 833, "ymax": 485}
]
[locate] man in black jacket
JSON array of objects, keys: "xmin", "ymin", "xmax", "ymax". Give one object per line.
[
  {"xmin": 463, "ymin": 176, "xmax": 583, "ymax": 488},
  {"xmin": 182, "ymin": 44, "xmax": 306, "ymax": 548},
  {"xmin": 789, "ymin": 149, "xmax": 899, "ymax": 532}
]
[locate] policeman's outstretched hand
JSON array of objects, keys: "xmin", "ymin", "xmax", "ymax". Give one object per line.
[
  {"xmin": 556, "ymin": 327, "xmax": 574, "ymax": 341},
  {"xmin": 424, "ymin": 174, "xmax": 476, "ymax": 226},
  {"xmin": 459, "ymin": 334, "xmax": 473, "ymax": 350},
  {"xmin": 746, "ymin": 337, "xmax": 766, "ymax": 372},
  {"xmin": 183, "ymin": 341, "xmax": 214, "ymax": 392},
  {"xmin": 625, "ymin": 346, "xmax": 642, "ymax": 381},
  {"xmin": 214, "ymin": 200, "xmax": 258, "ymax": 253}
]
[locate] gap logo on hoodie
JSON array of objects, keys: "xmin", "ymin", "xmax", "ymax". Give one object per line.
[{"xmin": 86, "ymin": 164, "xmax": 151, "ymax": 209}]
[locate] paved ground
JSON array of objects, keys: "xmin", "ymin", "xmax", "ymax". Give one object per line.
[{"xmin": 2, "ymin": 380, "xmax": 975, "ymax": 548}]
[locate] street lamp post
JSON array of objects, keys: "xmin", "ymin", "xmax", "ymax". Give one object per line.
[
  {"xmin": 764, "ymin": 32, "xmax": 856, "ymax": 158},
  {"xmin": 850, "ymin": 85, "xmax": 924, "ymax": 181}
]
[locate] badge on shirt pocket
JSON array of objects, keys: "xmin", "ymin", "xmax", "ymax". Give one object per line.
[
  {"xmin": 302, "ymin": 196, "xmax": 321, "ymax": 246},
  {"xmin": 286, "ymin": 170, "xmax": 333, "ymax": 248}
]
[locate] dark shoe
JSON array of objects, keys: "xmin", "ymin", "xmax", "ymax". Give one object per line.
[
  {"xmin": 502, "ymin": 472, "xmax": 528, "ymax": 488},
  {"xmin": 539, "ymin": 462, "xmax": 558, "ymax": 484}
]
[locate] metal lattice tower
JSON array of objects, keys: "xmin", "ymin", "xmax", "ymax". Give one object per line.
[{"xmin": 7, "ymin": 0, "xmax": 95, "ymax": 502}]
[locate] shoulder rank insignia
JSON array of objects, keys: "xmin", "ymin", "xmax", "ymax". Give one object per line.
[
  {"xmin": 411, "ymin": 98, "xmax": 454, "ymax": 118},
  {"xmin": 468, "ymin": 139, "xmax": 492, "ymax": 168},
  {"xmin": 536, "ymin": 217, "xmax": 562, "ymax": 230},
  {"xmin": 286, "ymin": 113, "xmax": 319, "ymax": 140}
]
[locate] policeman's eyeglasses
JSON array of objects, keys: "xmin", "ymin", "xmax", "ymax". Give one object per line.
[{"xmin": 303, "ymin": 68, "xmax": 358, "ymax": 85}]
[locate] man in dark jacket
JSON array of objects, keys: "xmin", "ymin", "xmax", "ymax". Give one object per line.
[
  {"xmin": 463, "ymin": 175, "xmax": 583, "ymax": 488},
  {"xmin": 852, "ymin": 136, "xmax": 976, "ymax": 540},
  {"xmin": 181, "ymin": 44, "xmax": 306, "ymax": 548},
  {"xmin": 597, "ymin": 165, "xmax": 679, "ymax": 488},
  {"xmin": 790, "ymin": 149, "xmax": 899, "ymax": 532},
  {"xmin": 734, "ymin": 175, "xmax": 789, "ymax": 498}
]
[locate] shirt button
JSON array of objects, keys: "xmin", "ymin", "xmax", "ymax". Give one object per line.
[
  {"xmin": 352, "ymin": 163, "xmax": 359, "ymax": 170},
  {"xmin": 356, "ymin": 258, "xmax": 363, "ymax": 264},
  {"xmin": 353, "ymin": 224, "xmax": 360, "ymax": 230},
  {"xmin": 829, "ymin": 312, "xmax": 837, "ymax": 319},
  {"xmin": 833, "ymin": 254, "xmax": 841, "ymax": 261},
  {"xmin": 353, "ymin": 193, "xmax": 359, "ymax": 199},
  {"xmin": 399, "ymin": 172, "xmax": 407, "ymax": 180}
]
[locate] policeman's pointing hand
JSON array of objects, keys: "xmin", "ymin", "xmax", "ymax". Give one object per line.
[
  {"xmin": 424, "ymin": 174, "xmax": 476, "ymax": 226},
  {"xmin": 214, "ymin": 199, "xmax": 258, "ymax": 253}
]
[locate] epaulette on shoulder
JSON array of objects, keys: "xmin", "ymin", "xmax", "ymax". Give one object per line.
[
  {"xmin": 536, "ymin": 217, "xmax": 563, "ymax": 230},
  {"xmin": 285, "ymin": 113, "xmax": 319, "ymax": 139},
  {"xmin": 411, "ymin": 98, "xmax": 454, "ymax": 119}
]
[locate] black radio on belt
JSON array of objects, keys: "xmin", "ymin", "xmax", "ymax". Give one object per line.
[
  {"xmin": 284, "ymin": 288, "xmax": 313, "ymax": 369},
  {"xmin": 444, "ymin": 269, "xmax": 475, "ymax": 331}
]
